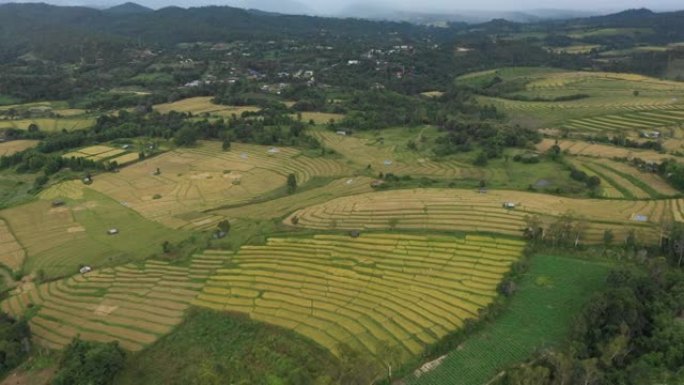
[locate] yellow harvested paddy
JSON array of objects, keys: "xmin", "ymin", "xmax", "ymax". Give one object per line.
[
  {"xmin": 286, "ymin": 189, "xmax": 676, "ymax": 244},
  {"xmin": 154, "ymin": 97, "xmax": 260, "ymax": 116},
  {"xmin": 1, "ymin": 254, "xmax": 229, "ymax": 351},
  {"xmin": 0, "ymin": 140, "xmax": 38, "ymax": 156},
  {"xmin": 85, "ymin": 141, "xmax": 351, "ymax": 229},
  {"xmin": 194, "ymin": 234, "xmax": 525, "ymax": 360}
]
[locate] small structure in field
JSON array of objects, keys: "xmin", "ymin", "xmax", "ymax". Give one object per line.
[
  {"xmin": 641, "ymin": 131, "xmax": 661, "ymax": 139},
  {"xmin": 503, "ymin": 202, "xmax": 516, "ymax": 209},
  {"xmin": 632, "ymin": 214, "xmax": 648, "ymax": 222},
  {"xmin": 79, "ymin": 266, "xmax": 92, "ymax": 274},
  {"xmin": 267, "ymin": 147, "xmax": 280, "ymax": 155},
  {"xmin": 51, "ymin": 200, "xmax": 65, "ymax": 207},
  {"xmin": 107, "ymin": 228, "xmax": 119, "ymax": 235},
  {"xmin": 349, "ymin": 230, "xmax": 361, "ymax": 238},
  {"xmin": 82, "ymin": 176, "xmax": 92, "ymax": 185},
  {"xmin": 370, "ymin": 180, "xmax": 385, "ymax": 188},
  {"xmin": 153, "ymin": 168, "xmax": 161, "ymax": 176},
  {"xmin": 336, "ymin": 130, "xmax": 347, "ymax": 136}
]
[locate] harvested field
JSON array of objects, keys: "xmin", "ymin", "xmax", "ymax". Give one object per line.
[
  {"xmin": 194, "ymin": 234, "xmax": 525, "ymax": 360},
  {"xmin": 154, "ymin": 97, "xmax": 260, "ymax": 116},
  {"xmin": 109, "ymin": 152, "xmax": 140, "ymax": 166},
  {"xmin": 87, "ymin": 141, "xmax": 351, "ymax": 229},
  {"xmin": 0, "ymin": 219, "xmax": 25, "ymax": 271},
  {"xmin": 0, "ymin": 188, "xmax": 188, "ymax": 279},
  {"xmin": 293, "ymin": 112, "xmax": 345, "ymax": 124},
  {"xmin": 213, "ymin": 177, "xmax": 374, "ymax": 220},
  {"xmin": 0, "ymin": 140, "xmax": 38, "ymax": 156},
  {"xmin": 536, "ymin": 138, "xmax": 670, "ymax": 162},
  {"xmin": 570, "ymin": 157, "xmax": 679, "ymax": 198},
  {"xmin": 286, "ymin": 189, "xmax": 676, "ymax": 244},
  {"xmin": 312, "ymin": 131, "xmax": 482, "ymax": 179},
  {"xmin": 0, "ymin": 253, "xmax": 230, "ymax": 351},
  {"xmin": 0, "ymin": 117, "xmax": 95, "ymax": 132},
  {"xmin": 63, "ymin": 145, "xmax": 128, "ymax": 162}
]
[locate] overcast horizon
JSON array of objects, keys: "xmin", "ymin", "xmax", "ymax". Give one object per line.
[{"xmin": 1, "ymin": 0, "xmax": 683, "ymax": 14}]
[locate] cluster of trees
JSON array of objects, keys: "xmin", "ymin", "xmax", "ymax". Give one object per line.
[
  {"xmin": 434, "ymin": 120, "xmax": 541, "ymax": 160},
  {"xmin": 0, "ymin": 313, "xmax": 30, "ymax": 377},
  {"xmin": 569, "ymin": 167, "xmax": 602, "ymax": 190},
  {"xmin": 498, "ymin": 263, "xmax": 684, "ymax": 385},
  {"xmin": 523, "ymin": 214, "xmax": 591, "ymax": 248},
  {"xmin": 52, "ymin": 338, "xmax": 126, "ymax": 385}
]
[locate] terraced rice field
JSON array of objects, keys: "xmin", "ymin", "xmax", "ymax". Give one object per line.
[
  {"xmin": 213, "ymin": 177, "xmax": 374, "ymax": 221},
  {"xmin": 286, "ymin": 189, "xmax": 681, "ymax": 244},
  {"xmin": 536, "ymin": 138, "xmax": 670, "ymax": 162},
  {"xmin": 0, "ymin": 140, "xmax": 38, "ymax": 156},
  {"xmin": 193, "ymin": 234, "xmax": 525, "ymax": 360},
  {"xmin": 408, "ymin": 255, "xmax": 612, "ymax": 385},
  {"xmin": 0, "ymin": 219, "xmax": 25, "ymax": 271},
  {"xmin": 0, "ymin": 253, "xmax": 230, "ymax": 351},
  {"xmin": 312, "ymin": 131, "xmax": 484, "ymax": 179},
  {"xmin": 64, "ymin": 145, "xmax": 127, "ymax": 161},
  {"xmin": 87, "ymin": 141, "xmax": 351, "ymax": 229},
  {"xmin": 154, "ymin": 97, "xmax": 260, "ymax": 117},
  {"xmin": 562, "ymin": 108, "xmax": 684, "ymax": 133},
  {"xmin": 569, "ymin": 157, "xmax": 679, "ymax": 199}
]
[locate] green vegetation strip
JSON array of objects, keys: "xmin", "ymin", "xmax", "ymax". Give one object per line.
[
  {"xmin": 581, "ymin": 163, "xmax": 636, "ymax": 199},
  {"xmin": 592, "ymin": 163, "xmax": 665, "ymax": 199},
  {"xmin": 407, "ymin": 254, "xmax": 611, "ymax": 385}
]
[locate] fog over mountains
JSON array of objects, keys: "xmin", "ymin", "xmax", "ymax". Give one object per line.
[{"xmin": 0, "ymin": 0, "xmax": 682, "ymax": 22}]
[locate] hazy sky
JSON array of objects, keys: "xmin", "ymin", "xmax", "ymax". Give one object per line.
[{"xmin": 3, "ymin": 0, "xmax": 683, "ymax": 14}]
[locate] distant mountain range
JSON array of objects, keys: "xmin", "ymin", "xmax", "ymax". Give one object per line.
[
  {"xmin": 333, "ymin": 4, "xmax": 601, "ymax": 24},
  {"xmin": 0, "ymin": 0, "xmax": 615, "ymax": 22}
]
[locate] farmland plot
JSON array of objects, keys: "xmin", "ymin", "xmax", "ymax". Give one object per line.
[
  {"xmin": 0, "ymin": 140, "xmax": 38, "ymax": 156},
  {"xmin": 0, "ymin": 188, "xmax": 188, "ymax": 279},
  {"xmin": 0, "ymin": 253, "xmax": 229, "ymax": 351},
  {"xmin": 87, "ymin": 141, "xmax": 351, "ymax": 229},
  {"xmin": 194, "ymin": 234, "xmax": 525, "ymax": 361},
  {"xmin": 0, "ymin": 219, "xmax": 25, "ymax": 271},
  {"xmin": 286, "ymin": 189, "xmax": 674, "ymax": 244}
]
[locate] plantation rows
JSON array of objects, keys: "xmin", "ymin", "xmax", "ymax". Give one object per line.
[
  {"xmin": 287, "ymin": 189, "xmax": 670, "ymax": 243},
  {"xmin": 0, "ymin": 254, "xmax": 229, "ymax": 351},
  {"xmin": 193, "ymin": 234, "xmax": 525, "ymax": 360},
  {"xmin": 562, "ymin": 109, "xmax": 684, "ymax": 132}
]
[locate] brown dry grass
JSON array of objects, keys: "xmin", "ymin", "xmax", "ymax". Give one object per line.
[{"xmin": 0, "ymin": 140, "xmax": 38, "ymax": 156}]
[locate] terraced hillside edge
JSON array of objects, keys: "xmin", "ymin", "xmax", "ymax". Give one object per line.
[{"xmin": 193, "ymin": 233, "xmax": 525, "ymax": 362}]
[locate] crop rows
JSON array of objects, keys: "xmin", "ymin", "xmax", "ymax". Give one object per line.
[
  {"xmin": 0, "ymin": 253, "xmax": 230, "ymax": 351},
  {"xmin": 536, "ymin": 139, "xmax": 668, "ymax": 162},
  {"xmin": 193, "ymin": 234, "xmax": 525, "ymax": 360},
  {"xmin": 562, "ymin": 109, "xmax": 684, "ymax": 132},
  {"xmin": 286, "ymin": 189, "xmax": 673, "ymax": 244},
  {"xmin": 87, "ymin": 141, "xmax": 351, "ymax": 229}
]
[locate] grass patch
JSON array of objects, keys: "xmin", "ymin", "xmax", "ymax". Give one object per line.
[
  {"xmin": 113, "ymin": 308, "xmax": 339, "ymax": 385},
  {"xmin": 407, "ymin": 254, "xmax": 611, "ymax": 385}
]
